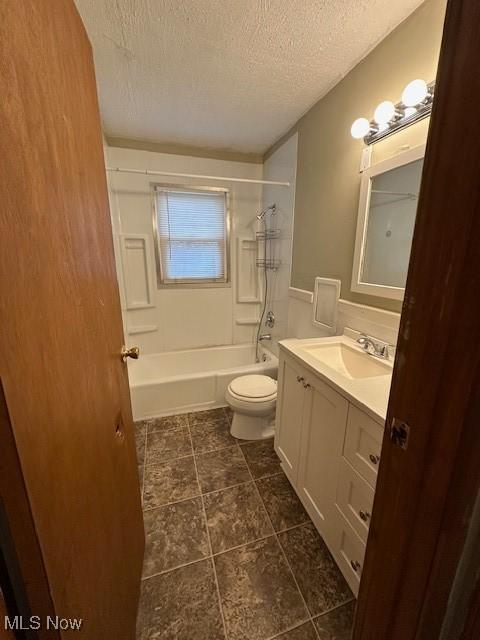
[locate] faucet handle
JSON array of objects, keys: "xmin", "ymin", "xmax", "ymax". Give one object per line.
[{"xmin": 378, "ymin": 343, "xmax": 390, "ymax": 358}]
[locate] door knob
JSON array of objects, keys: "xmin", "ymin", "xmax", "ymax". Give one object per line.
[{"xmin": 121, "ymin": 346, "xmax": 140, "ymax": 361}]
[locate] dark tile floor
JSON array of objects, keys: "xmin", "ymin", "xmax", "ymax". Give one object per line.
[{"xmin": 135, "ymin": 408, "xmax": 355, "ymax": 640}]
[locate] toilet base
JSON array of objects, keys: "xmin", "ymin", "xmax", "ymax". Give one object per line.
[{"xmin": 230, "ymin": 412, "xmax": 275, "ymax": 441}]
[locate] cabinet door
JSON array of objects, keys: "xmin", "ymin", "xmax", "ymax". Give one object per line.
[
  {"xmin": 297, "ymin": 377, "xmax": 348, "ymax": 544},
  {"xmin": 274, "ymin": 354, "xmax": 306, "ymax": 483},
  {"xmin": 344, "ymin": 404, "xmax": 384, "ymax": 487}
]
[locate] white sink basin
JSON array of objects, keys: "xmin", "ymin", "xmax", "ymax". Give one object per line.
[{"xmin": 299, "ymin": 342, "xmax": 392, "ymax": 379}]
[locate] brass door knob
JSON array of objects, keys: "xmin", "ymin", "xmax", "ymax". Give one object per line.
[{"xmin": 121, "ymin": 346, "xmax": 140, "ymax": 362}]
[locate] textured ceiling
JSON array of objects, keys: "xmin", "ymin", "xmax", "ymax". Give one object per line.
[{"xmin": 75, "ymin": 0, "xmax": 425, "ymax": 154}]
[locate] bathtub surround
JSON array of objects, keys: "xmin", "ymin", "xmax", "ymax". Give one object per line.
[
  {"xmin": 260, "ymin": 134, "xmax": 298, "ymax": 356},
  {"xmin": 276, "ymin": 0, "xmax": 447, "ymax": 312},
  {"xmin": 106, "ymin": 145, "xmax": 265, "ymax": 354},
  {"xmin": 135, "ymin": 408, "xmax": 355, "ymax": 640}
]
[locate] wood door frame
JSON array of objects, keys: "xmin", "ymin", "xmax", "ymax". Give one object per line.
[
  {"xmin": 353, "ymin": 0, "xmax": 480, "ymax": 638},
  {"xmin": 0, "ymin": 1, "xmax": 144, "ymax": 636},
  {"xmin": 0, "ymin": 383, "xmax": 57, "ymax": 640}
]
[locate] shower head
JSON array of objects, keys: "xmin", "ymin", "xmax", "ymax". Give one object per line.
[{"xmin": 257, "ymin": 203, "xmax": 276, "ymax": 220}]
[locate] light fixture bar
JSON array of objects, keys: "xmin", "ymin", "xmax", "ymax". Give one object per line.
[{"xmin": 352, "ymin": 80, "xmax": 435, "ymax": 146}]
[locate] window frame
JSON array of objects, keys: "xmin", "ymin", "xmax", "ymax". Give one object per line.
[{"xmin": 151, "ymin": 183, "xmax": 231, "ymax": 289}]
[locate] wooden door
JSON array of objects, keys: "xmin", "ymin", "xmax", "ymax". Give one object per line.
[
  {"xmin": 297, "ymin": 377, "xmax": 348, "ymax": 546},
  {"xmin": 353, "ymin": 0, "xmax": 480, "ymax": 637},
  {"xmin": 274, "ymin": 355, "xmax": 307, "ymax": 482},
  {"xmin": 0, "ymin": 1, "xmax": 144, "ymax": 638}
]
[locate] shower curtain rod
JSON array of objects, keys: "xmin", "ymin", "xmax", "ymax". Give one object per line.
[{"xmin": 106, "ymin": 166, "xmax": 290, "ymax": 187}]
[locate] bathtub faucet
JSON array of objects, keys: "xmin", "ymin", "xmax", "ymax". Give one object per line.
[{"xmin": 258, "ymin": 334, "xmax": 272, "ymax": 341}]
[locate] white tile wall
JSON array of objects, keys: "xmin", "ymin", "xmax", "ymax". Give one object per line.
[
  {"xmin": 106, "ymin": 146, "xmax": 263, "ymax": 354},
  {"xmin": 260, "ymin": 133, "xmax": 298, "ymax": 356},
  {"xmin": 105, "ymin": 138, "xmax": 398, "ymax": 358},
  {"xmin": 287, "ymin": 288, "xmax": 400, "ymax": 346}
]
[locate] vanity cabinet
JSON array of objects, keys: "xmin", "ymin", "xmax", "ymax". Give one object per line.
[
  {"xmin": 297, "ymin": 376, "xmax": 348, "ymax": 548},
  {"xmin": 275, "ymin": 356, "xmax": 307, "ymax": 482},
  {"xmin": 274, "ymin": 348, "xmax": 385, "ymax": 595}
]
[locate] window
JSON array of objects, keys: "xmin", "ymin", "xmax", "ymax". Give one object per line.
[{"xmin": 153, "ymin": 185, "xmax": 230, "ymax": 286}]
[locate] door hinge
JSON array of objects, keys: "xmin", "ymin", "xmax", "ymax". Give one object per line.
[{"xmin": 390, "ymin": 418, "xmax": 410, "ymax": 450}]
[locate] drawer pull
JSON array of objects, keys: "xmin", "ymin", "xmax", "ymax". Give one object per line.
[
  {"xmin": 303, "ymin": 382, "xmax": 311, "ymax": 389},
  {"xmin": 350, "ymin": 560, "xmax": 362, "ymax": 572},
  {"xmin": 296, "ymin": 376, "xmax": 305, "ymax": 384},
  {"xmin": 369, "ymin": 453, "xmax": 380, "ymax": 465},
  {"xmin": 359, "ymin": 510, "xmax": 371, "ymax": 522}
]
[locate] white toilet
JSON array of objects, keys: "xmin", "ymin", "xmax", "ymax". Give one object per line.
[{"xmin": 225, "ymin": 374, "xmax": 277, "ymax": 440}]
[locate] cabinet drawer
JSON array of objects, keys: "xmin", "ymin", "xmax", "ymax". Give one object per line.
[
  {"xmin": 344, "ymin": 405, "xmax": 384, "ymax": 487},
  {"xmin": 332, "ymin": 507, "xmax": 366, "ymax": 596},
  {"xmin": 336, "ymin": 458, "xmax": 374, "ymax": 543}
]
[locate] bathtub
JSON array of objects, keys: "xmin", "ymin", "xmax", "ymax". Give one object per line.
[{"xmin": 127, "ymin": 343, "xmax": 278, "ymax": 420}]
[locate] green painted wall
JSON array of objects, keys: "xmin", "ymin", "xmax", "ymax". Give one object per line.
[{"xmin": 290, "ymin": 0, "xmax": 447, "ymax": 312}]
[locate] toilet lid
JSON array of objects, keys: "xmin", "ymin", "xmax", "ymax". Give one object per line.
[{"xmin": 229, "ymin": 375, "xmax": 277, "ymax": 399}]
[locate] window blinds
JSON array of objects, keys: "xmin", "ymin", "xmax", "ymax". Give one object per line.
[{"xmin": 155, "ymin": 187, "xmax": 228, "ymax": 284}]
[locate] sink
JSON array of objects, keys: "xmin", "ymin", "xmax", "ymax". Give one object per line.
[{"xmin": 299, "ymin": 342, "xmax": 392, "ymax": 379}]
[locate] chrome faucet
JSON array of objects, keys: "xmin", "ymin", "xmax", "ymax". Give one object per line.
[
  {"xmin": 258, "ymin": 334, "xmax": 272, "ymax": 341},
  {"xmin": 356, "ymin": 334, "xmax": 390, "ymax": 359}
]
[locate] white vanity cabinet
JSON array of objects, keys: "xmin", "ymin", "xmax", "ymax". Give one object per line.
[
  {"xmin": 274, "ymin": 346, "xmax": 386, "ymax": 595},
  {"xmin": 274, "ymin": 356, "xmax": 307, "ymax": 483},
  {"xmin": 297, "ymin": 375, "xmax": 348, "ymax": 548}
]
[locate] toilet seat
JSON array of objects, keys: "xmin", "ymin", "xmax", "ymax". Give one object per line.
[{"xmin": 228, "ymin": 374, "xmax": 277, "ymax": 401}]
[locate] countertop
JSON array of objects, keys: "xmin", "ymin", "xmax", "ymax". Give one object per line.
[{"xmin": 278, "ymin": 335, "xmax": 393, "ymax": 425}]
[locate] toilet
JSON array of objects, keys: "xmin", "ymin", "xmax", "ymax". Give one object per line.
[{"xmin": 225, "ymin": 374, "xmax": 277, "ymax": 440}]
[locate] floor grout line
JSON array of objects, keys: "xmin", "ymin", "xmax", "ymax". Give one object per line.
[
  {"xmin": 141, "ymin": 462, "xmax": 286, "ymax": 513},
  {"xmin": 186, "ymin": 415, "xmax": 230, "ymax": 640},
  {"xmin": 138, "ymin": 412, "xmax": 353, "ymax": 639},
  {"xmin": 141, "ymin": 520, "xmax": 315, "ymax": 582},
  {"xmin": 141, "ymin": 554, "xmax": 211, "ymax": 582},
  {"xmin": 311, "ymin": 598, "xmax": 356, "ymax": 620},
  {"xmin": 210, "ymin": 519, "xmax": 311, "ymax": 558},
  {"xmin": 238, "ymin": 444, "xmax": 323, "ymax": 640},
  {"xmin": 265, "ymin": 618, "xmax": 313, "ymax": 640},
  {"xmin": 143, "ymin": 451, "xmax": 194, "ymax": 467},
  {"xmin": 192, "ymin": 441, "xmax": 242, "ymax": 457}
]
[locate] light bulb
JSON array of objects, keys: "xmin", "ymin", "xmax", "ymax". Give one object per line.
[
  {"xmin": 402, "ymin": 79, "xmax": 428, "ymax": 106},
  {"xmin": 404, "ymin": 106, "xmax": 417, "ymax": 118},
  {"xmin": 374, "ymin": 101, "xmax": 395, "ymax": 125},
  {"xmin": 350, "ymin": 117, "xmax": 370, "ymax": 139}
]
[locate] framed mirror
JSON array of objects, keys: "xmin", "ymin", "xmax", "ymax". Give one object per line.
[{"xmin": 351, "ymin": 144, "xmax": 425, "ymax": 300}]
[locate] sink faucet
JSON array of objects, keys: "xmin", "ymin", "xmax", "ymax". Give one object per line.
[
  {"xmin": 356, "ymin": 334, "xmax": 390, "ymax": 359},
  {"xmin": 258, "ymin": 334, "xmax": 272, "ymax": 341}
]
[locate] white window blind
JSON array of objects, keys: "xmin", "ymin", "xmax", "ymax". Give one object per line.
[{"xmin": 154, "ymin": 187, "xmax": 229, "ymax": 285}]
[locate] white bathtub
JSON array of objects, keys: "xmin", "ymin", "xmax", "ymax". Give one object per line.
[{"xmin": 127, "ymin": 343, "xmax": 278, "ymax": 420}]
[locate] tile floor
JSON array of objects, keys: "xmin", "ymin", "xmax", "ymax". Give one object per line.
[{"xmin": 134, "ymin": 408, "xmax": 355, "ymax": 640}]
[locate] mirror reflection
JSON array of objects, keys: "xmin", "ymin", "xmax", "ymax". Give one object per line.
[{"xmin": 362, "ymin": 158, "xmax": 424, "ymax": 289}]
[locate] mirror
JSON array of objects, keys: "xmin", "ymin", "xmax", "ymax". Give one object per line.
[{"xmin": 351, "ymin": 145, "xmax": 425, "ymax": 300}]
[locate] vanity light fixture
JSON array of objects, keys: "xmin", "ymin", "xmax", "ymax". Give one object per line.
[
  {"xmin": 402, "ymin": 79, "xmax": 429, "ymax": 106},
  {"xmin": 374, "ymin": 101, "xmax": 396, "ymax": 125},
  {"xmin": 351, "ymin": 117, "xmax": 373, "ymax": 139},
  {"xmin": 351, "ymin": 79, "xmax": 435, "ymax": 145}
]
